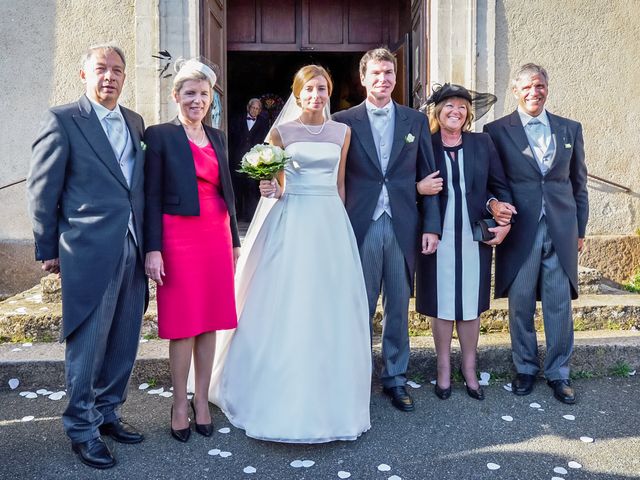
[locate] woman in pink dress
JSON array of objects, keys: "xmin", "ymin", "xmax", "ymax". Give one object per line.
[{"xmin": 144, "ymin": 59, "xmax": 240, "ymax": 442}]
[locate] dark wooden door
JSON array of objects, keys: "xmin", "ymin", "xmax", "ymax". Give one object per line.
[
  {"xmin": 201, "ymin": 0, "xmax": 227, "ymax": 130},
  {"xmin": 411, "ymin": 0, "xmax": 428, "ymax": 108},
  {"xmin": 391, "ymin": 34, "xmax": 410, "ymax": 106}
]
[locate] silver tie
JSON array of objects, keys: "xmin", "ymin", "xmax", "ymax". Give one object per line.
[
  {"xmin": 526, "ymin": 118, "xmax": 547, "ymax": 152},
  {"xmin": 105, "ymin": 111, "xmax": 127, "ymax": 159}
]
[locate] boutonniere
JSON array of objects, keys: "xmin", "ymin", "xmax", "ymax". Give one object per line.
[
  {"xmin": 140, "ymin": 141, "xmax": 147, "ymax": 151},
  {"xmin": 405, "ymin": 133, "xmax": 415, "ymax": 144},
  {"xmin": 564, "ymin": 143, "xmax": 572, "ymax": 149}
]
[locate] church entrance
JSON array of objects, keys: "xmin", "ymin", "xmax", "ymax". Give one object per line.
[{"xmin": 201, "ymin": 0, "xmax": 429, "ymax": 221}]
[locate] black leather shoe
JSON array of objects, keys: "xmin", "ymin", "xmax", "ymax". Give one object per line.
[
  {"xmin": 99, "ymin": 419, "xmax": 144, "ymax": 444},
  {"xmin": 191, "ymin": 398, "xmax": 214, "ymax": 437},
  {"xmin": 512, "ymin": 373, "xmax": 536, "ymax": 396},
  {"xmin": 547, "ymin": 379, "xmax": 576, "ymax": 404},
  {"xmin": 383, "ymin": 386, "xmax": 415, "ymax": 412},
  {"xmin": 71, "ymin": 437, "xmax": 116, "ymax": 469},
  {"xmin": 434, "ymin": 384, "xmax": 451, "ymax": 400},
  {"xmin": 170, "ymin": 406, "xmax": 191, "ymax": 443},
  {"xmin": 466, "ymin": 385, "xmax": 485, "ymax": 401}
]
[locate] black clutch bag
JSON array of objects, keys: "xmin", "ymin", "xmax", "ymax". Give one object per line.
[{"xmin": 472, "ymin": 218, "xmax": 497, "ymax": 242}]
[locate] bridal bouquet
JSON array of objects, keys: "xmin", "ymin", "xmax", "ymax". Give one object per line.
[{"xmin": 238, "ymin": 143, "xmax": 290, "ymax": 180}]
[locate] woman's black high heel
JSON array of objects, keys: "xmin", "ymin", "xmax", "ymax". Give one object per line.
[
  {"xmin": 191, "ymin": 398, "xmax": 214, "ymax": 437},
  {"xmin": 460, "ymin": 368, "xmax": 485, "ymax": 401},
  {"xmin": 170, "ymin": 405, "xmax": 191, "ymax": 442},
  {"xmin": 434, "ymin": 383, "xmax": 452, "ymax": 399}
]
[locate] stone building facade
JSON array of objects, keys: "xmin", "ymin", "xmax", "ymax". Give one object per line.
[{"xmin": 0, "ymin": 0, "xmax": 638, "ymax": 297}]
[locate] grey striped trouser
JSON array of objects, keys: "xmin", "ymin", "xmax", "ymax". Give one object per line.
[
  {"xmin": 359, "ymin": 213, "xmax": 411, "ymax": 388},
  {"xmin": 63, "ymin": 234, "xmax": 146, "ymax": 442},
  {"xmin": 508, "ymin": 217, "xmax": 573, "ymax": 380}
]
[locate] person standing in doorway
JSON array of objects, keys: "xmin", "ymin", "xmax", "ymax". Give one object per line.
[{"xmin": 333, "ymin": 48, "xmax": 440, "ymax": 412}]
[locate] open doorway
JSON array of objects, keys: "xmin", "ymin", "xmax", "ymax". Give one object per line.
[{"xmin": 227, "ymin": 51, "xmax": 366, "ymax": 221}]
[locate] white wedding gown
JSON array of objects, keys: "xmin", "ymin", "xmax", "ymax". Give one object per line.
[{"xmin": 205, "ymin": 119, "xmax": 371, "ymax": 443}]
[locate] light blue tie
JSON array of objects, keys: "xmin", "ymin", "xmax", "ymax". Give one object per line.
[
  {"xmin": 105, "ymin": 111, "xmax": 127, "ymax": 159},
  {"xmin": 526, "ymin": 118, "xmax": 546, "ymax": 152},
  {"xmin": 370, "ymin": 107, "xmax": 389, "ymax": 138}
]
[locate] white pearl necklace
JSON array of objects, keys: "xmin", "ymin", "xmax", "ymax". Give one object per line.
[
  {"xmin": 297, "ymin": 118, "xmax": 326, "ymax": 135},
  {"xmin": 442, "ymin": 134, "xmax": 462, "ymax": 148},
  {"xmin": 183, "ymin": 124, "xmax": 207, "ymax": 147}
]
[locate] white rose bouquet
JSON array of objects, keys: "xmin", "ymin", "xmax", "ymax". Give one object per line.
[{"xmin": 238, "ymin": 143, "xmax": 290, "ymax": 180}]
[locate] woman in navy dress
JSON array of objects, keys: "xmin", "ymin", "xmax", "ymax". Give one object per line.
[{"xmin": 416, "ymin": 84, "xmax": 514, "ymax": 400}]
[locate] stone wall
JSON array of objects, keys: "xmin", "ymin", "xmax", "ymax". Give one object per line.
[{"xmin": 493, "ymin": 0, "xmax": 640, "ymax": 236}]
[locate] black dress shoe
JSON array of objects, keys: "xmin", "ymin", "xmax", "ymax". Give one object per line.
[
  {"xmin": 512, "ymin": 373, "xmax": 536, "ymax": 396},
  {"xmin": 434, "ymin": 384, "xmax": 451, "ymax": 400},
  {"xmin": 99, "ymin": 419, "xmax": 144, "ymax": 444},
  {"xmin": 466, "ymin": 385, "xmax": 485, "ymax": 401},
  {"xmin": 191, "ymin": 398, "xmax": 214, "ymax": 437},
  {"xmin": 547, "ymin": 379, "xmax": 576, "ymax": 404},
  {"xmin": 71, "ymin": 437, "xmax": 116, "ymax": 469},
  {"xmin": 383, "ymin": 386, "xmax": 415, "ymax": 412},
  {"xmin": 170, "ymin": 406, "xmax": 191, "ymax": 443}
]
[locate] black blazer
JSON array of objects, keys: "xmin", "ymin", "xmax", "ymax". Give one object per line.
[
  {"xmin": 143, "ymin": 118, "xmax": 240, "ymax": 252},
  {"xmin": 333, "ymin": 101, "xmax": 440, "ymax": 280}
]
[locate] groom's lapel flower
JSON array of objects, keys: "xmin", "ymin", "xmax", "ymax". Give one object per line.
[
  {"xmin": 140, "ymin": 140, "xmax": 147, "ymax": 151},
  {"xmin": 405, "ymin": 133, "xmax": 415, "ymax": 144}
]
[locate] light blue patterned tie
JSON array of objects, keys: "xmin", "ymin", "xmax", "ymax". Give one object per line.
[
  {"xmin": 526, "ymin": 118, "xmax": 546, "ymax": 152},
  {"xmin": 105, "ymin": 111, "xmax": 126, "ymax": 159}
]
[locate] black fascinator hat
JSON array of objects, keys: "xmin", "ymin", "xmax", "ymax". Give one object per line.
[{"xmin": 425, "ymin": 83, "xmax": 497, "ymax": 121}]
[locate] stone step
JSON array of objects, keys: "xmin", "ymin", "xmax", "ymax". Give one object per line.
[
  {"xmin": 1, "ymin": 275, "xmax": 638, "ymax": 342},
  {"xmin": 2, "ymin": 330, "xmax": 638, "ymax": 387}
]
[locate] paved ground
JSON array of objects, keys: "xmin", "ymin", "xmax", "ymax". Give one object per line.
[{"xmin": 2, "ymin": 376, "xmax": 639, "ymax": 480}]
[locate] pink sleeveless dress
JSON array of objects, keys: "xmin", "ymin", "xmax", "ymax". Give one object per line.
[{"xmin": 157, "ymin": 141, "xmax": 237, "ymax": 339}]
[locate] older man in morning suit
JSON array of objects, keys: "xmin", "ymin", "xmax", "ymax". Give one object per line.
[
  {"xmin": 27, "ymin": 44, "xmax": 147, "ymax": 469},
  {"xmin": 484, "ymin": 63, "xmax": 588, "ymax": 404},
  {"xmin": 333, "ymin": 48, "xmax": 440, "ymax": 412}
]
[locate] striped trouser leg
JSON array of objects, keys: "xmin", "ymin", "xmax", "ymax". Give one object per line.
[
  {"xmin": 539, "ymin": 221, "xmax": 573, "ymax": 380},
  {"xmin": 359, "ymin": 214, "xmax": 411, "ymax": 388},
  {"xmin": 63, "ymin": 235, "xmax": 145, "ymax": 442}
]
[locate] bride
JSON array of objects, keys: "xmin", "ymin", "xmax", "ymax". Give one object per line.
[{"xmin": 209, "ymin": 65, "xmax": 371, "ymax": 443}]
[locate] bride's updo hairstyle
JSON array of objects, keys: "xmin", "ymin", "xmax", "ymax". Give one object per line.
[{"xmin": 291, "ymin": 65, "xmax": 333, "ymax": 107}]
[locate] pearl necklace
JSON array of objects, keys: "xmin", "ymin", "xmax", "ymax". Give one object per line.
[
  {"xmin": 297, "ymin": 118, "xmax": 326, "ymax": 135},
  {"xmin": 441, "ymin": 134, "xmax": 462, "ymax": 148},
  {"xmin": 183, "ymin": 124, "xmax": 207, "ymax": 147}
]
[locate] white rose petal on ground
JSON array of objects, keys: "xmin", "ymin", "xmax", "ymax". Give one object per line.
[
  {"xmin": 159, "ymin": 391, "xmax": 173, "ymax": 398},
  {"xmin": 22, "ymin": 342, "xmax": 33, "ymax": 347},
  {"xmin": 388, "ymin": 476, "xmax": 402, "ymax": 480},
  {"xmin": 487, "ymin": 463, "xmax": 500, "ymax": 470},
  {"xmin": 551, "ymin": 477, "xmax": 565, "ymax": 480},
  {"xmin": 406, "ymin": 380, "xmax": 421, "ymax": 389},
  {"xmin": 430, "ymin": 380, "xmax": 437, "ymax": 385},
  {"xmin": 628, "ymin": 370, "xmax": 636, "ymax": 376},
  {"xmin": 538, "ymin": 408, "xmax": 545, "ymax": 412},
  {"xmin": 36, "ymin": 389, "xmax": 49, "ymax": 395},
  {"xmin": 148, "ymin": 388, "xmax": 164, "ymax": 395},
  {"xmin": 139, "ymin": 383, "xmax": 150, "ymax": 390},
  {"xmin": 503, "ymin": 383, "xmax": 513, "ymax": 392},
  {"xmin": 501, "ymin": 415, "xmax": 513, "ymax": 422},
  {"xmin": 243, "ymin": 466, "xmax": 256, "ymax": 474},
  {"xmin": 9, "ymin": 378, "xmax": 19, "ymax": 390},
  {"xmin": 479, "ymin": 372, "xmax": 490, "ymax": 386},
  {"xmin": 48, "ymin": 392, "xmax": 65, "ymax": 401},
  {"xmin": 290, "ymin": 460, "xmax": 304, "ymax": 468},
  {"xmin": 377, "ymin": 464, "xmax": 391, "ymax": 472},
  {"xmin": 208, "ymin": 449, "xmax": 221, "ymax": 456},
  {"xmin": 219, "ymin": 451, "xmax": 232, "ymax": 458},
  {"xmin": 11, "ymin": 348, "xmax": 22, "ymax": 352},
  {"xmin": 580, "ymin": 436, "xmax": 594, "ymax": 443},
  {"xmin": 301, "ymin": 460, "xmax": 315, "ymax": 468},
  {"xmin": 563, "ymin": 414, "xmax": 575, "ymax": 421},
  {"xmin": 554, "ymin": 467, "xmax": 568, "ymax": 475},
  {"xmin": 568, "ymin": 461, "xmax": 582, "ymax": 469},
  {"xmin": 337, "ymin": 471, "xmax": 351, "ymax": 479},
  {"xmin": 529, "ymin": 402, "xmax": 541, "ymax": 408},
  {"xmin": 25, "ymin": 392, "xmax": 38, "ymax": 399},
  {"xmin": 218, "ymin": 427, "xmax": 231, "ymax": 434},
  {"xmin": 21, "ymin": 416, "xmax": 35, "ymax": 422},
  {"xmin": 19, "ymin": 391, "xmax": 30, "ymax": 397}
]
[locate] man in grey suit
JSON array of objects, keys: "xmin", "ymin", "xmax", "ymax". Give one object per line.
[
  {"xmin": 27, "ymin": 44, "xmax": 147, "ymax": 468},
  {"xmin": 484, "ymin": 63, "xmax": 588, "ymax": 404},
  {"xmin": 333, "ymin": 48, "xmax": 440, "ymax": 412}
]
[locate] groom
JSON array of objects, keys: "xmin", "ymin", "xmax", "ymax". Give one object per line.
[{"xmin": 334, "ymin": 48, "xmax": 440, "ymax": 411}]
